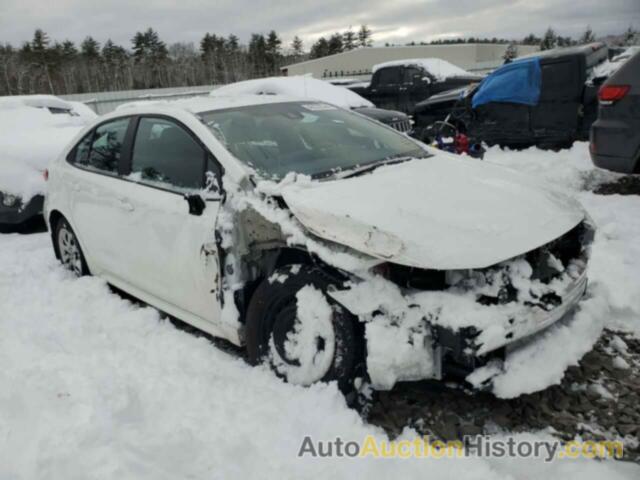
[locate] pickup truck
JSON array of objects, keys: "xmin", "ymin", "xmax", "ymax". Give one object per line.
[
  {"xmin": 415, "ymin": 43, "xmax": 610, "ymax": 149},
  {"xmin": 347, "ymin": 58, "xmax": 483, "ymax": 115}
]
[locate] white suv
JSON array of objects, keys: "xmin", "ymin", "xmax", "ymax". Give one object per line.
[{"xmin": 45, "ymin": 94, "xmax": 594, "ymax": 396}]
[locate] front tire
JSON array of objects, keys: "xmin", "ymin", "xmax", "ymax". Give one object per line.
[
  {"xmin": 54, "ymin": 218, "xmax": 89, "ymax": 277},
  {"xmin": 245, "ymin": 265, "xmax": 362, "ymax": 393}
]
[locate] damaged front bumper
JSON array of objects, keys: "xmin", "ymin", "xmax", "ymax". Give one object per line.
[{"xmin": 327, "ymin": 220, "xmax": 595, "ymax": 394}]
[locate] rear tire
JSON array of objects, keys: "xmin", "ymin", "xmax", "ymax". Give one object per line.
[
  {"xmin": 54, "ymin": 218, "xmax": 89, "ymax": 277},
  {"xmin": 245, "ymin": 264, "xmax": 362, "ymax": 393}
]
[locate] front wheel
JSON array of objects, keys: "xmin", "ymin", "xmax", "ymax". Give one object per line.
[
  {"xmin": 54, "ymin": 218, "xmax": 89, "ymax": 277},
  {"xmin": 245, "ymin": 265, "xmax": 363, "ymax": 393}
]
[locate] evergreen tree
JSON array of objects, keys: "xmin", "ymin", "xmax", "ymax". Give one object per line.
[
  {"xmin": 579, "ymin": 26, "xmax": 596, "ymax": 44},
  {"xmin": 291, "ymin": 36, "xmax": 304, "ymax": 56},
  {"xmin": 502, "ymin": 43, "xmax": 518, "ymax": 62},
  {"xmin": 310, "ymin": 37, "xmax": 330, "ymax": 59},
  {"xmin": 522, "ymin": 33, "xmax": 540, "ymax": 46},
  {"xmin": 343, "ymin": 27, "xmax": 357, "ymax": 50},
  {"xmin": 357, "ymin": 25, "xmax": 372, "ymax": 47},
  {"xmin": 265, "ymin": 30, "xmax": 282, "ymax": 72},
  {"xmin": 540, "ymin": 27, "xmax": 558, "ymax": 50},
  {"xmin": 327, "ymin": 33, "xmax": 344, "ymax": 54},
  {"xmin": 80, "ymin": 37, "xmax": 101, "ymax": 59}
]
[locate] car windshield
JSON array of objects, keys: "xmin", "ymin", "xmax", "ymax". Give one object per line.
[{"xmin": 199, "ymin": 101, "xmax": 429, "ymax": 179}]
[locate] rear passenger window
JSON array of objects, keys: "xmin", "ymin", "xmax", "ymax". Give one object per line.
[
  {"xmin": 80, "ymin": 118, "xmax": 129, "ymax": 173},
  {"xmin": 70, "ymin": 132, "xmax": 92, "ymax": 165},
  {"xmin": 376, "ymin": 68, "xmax": 401, "ymax": 86},
  {"xmin": 130, "ymin": 117, "xmax": 205, "ymax": 190}
]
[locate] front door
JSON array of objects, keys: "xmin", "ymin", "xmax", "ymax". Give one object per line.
[{"xmin": 115, "ymin": 116, "xmax": 223, "ymax": 326}]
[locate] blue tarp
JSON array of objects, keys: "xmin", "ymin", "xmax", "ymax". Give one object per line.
[{"xmin": 471, "ymin": 57, "xmax": 542, "ymax": 109}]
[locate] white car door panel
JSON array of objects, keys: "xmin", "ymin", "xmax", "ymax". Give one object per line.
[{"xmin": 116, "ymin": 116, "xmax": 224, "ymax": 327}]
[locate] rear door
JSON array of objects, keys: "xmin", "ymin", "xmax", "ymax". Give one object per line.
[
  {"xmin": 370, "ymin": 67, "xmax": 404, "ymax": 112},
  {"xmin": 67, "ymin": 116, "xmax": 135, "ymax": 275},
  {"xmin": 402, "ymin": 66, "xmax": 430, "ymax": 112},
  {"xmin": 114, "ymin": 116, "xmax": 224, "ymax": 325},
  {"xmin": 530, "ymin": 58, "xmax": 582, "ymax": 142}
]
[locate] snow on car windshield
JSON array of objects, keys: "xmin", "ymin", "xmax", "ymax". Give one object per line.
[{"xmin": 200, "ymin": 101, "xmax": 428, "ymax": 179}]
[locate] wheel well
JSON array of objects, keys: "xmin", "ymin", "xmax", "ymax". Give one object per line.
[
  {"xmin": 48, "ymin": 210, "xmax": 65, "ymax": 259},
  {"xmin": 235, "ymin": 247, "xmax": 316, "ymax": 324}
]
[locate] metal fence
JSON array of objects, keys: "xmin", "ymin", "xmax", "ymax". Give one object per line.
[{"xmin": 60, "ymin": 85, "xmax": 219, "ymax": 115}]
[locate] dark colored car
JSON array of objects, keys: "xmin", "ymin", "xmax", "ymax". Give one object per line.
[
  {"xmin": 347, "ymin": 59, "xmax": 482, "ymax": 115},
  {"xmin": 414, "ymin": 43, "xmax": 609, "ymax": 149},
  {"xmin": 0, "ymin": 193, "xmax": 45, "ymax": 228},
  {"xmin": 353, "ymin": 106, "xmax": 413, "ymax": 134},
  {"xmin": 590, "ymin": 50, "xmax": 640, "ymax": 173}
]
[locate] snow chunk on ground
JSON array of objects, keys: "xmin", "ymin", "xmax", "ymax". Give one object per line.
[{"xmin": 210, "ymin": 76, "xmax": 374, "ymax": 109}]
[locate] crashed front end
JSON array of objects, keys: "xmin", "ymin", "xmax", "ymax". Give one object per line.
[{"xmin": 328, "ymin": 219, "xmax": 595, "ymax": 393}]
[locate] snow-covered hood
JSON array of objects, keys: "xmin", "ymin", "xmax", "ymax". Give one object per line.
[{"xmin": 280, "ymin": 155, "xmax": 586, "ymax": 270}]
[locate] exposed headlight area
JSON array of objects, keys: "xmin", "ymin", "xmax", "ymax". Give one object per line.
[
  {"xmin": 372, "ymin": 220, "xmax": 593, "ymax": 310},
  {"xmin": 1, "ymin": 192, "xmax": 20, "ymax": 208}
]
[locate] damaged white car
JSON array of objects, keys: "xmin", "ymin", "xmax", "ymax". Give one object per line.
[{"xmin": 44, "ymin": 95, "xmax": 595, "ymax": 398}]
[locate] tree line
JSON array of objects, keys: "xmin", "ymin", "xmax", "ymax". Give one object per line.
[
  {"xmin": 393, "ymin": 25, "xmax": 638, "ymax": 51},
  {"xmin": 1, "ymin": 24, "xmax": 637, "ymax": 96},
  {"xmin": 0, "ymin": 27, "xmax": 310, "ymax": 96},
  {"xmin": 0, "ymin": 25, "xmax": 374, "ymax": 96}
]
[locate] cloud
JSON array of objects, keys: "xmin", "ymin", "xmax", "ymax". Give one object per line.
[{"xmin": 0, "ymin": 0, "xmax": 637, "ymax": 49}]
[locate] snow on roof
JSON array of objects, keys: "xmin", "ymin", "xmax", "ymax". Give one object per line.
[
  {"xmin": 372, "ymin": 58, "xmax": 473, "ymax": 80},
  {"xmin": 117, "ymin": 93, "xmax": 307, "ymax": 114},
  {"xmin": 209, "ymin": 76, "xmax": 374, "ymax": 109},
  {"xmin": 0, "ymin": 105, "xmax": 94, "ymax": 200},
  {"xmin": 0, "ymin": 94, "xmax": 74, "ymax": 111}
]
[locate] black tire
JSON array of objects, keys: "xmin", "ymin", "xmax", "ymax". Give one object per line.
[
  {"xmin": 54, "ymin": 217, "xmax": 89, "ymax": 277},
  {"xmin": 245, "ymin": 264, "xmax": 362, "ymax": 393}
]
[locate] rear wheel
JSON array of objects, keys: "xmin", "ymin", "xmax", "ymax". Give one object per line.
[
  {"xmin": 54, "ymin": 218, "xmax": 89, "ymax": 277},
  {"xmin": 245, "ymin": 265, "xmax": 363, "ymax": 393}
]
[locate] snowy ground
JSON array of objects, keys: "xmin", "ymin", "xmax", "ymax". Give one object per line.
[{"xmin": 1, "ymin": 142, "xmax": 639, "ymax": 478}]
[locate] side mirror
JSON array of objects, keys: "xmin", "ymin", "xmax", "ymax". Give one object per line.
[{"xmin": 185, "ymin": 193, "xmax": 206, "ymax": 216}]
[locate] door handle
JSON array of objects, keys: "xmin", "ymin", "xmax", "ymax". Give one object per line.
[{"xmin": 118, "ymin": 197, "xmax": 135, "ymax": 212}]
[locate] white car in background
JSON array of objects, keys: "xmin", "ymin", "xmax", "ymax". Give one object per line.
[
  {"xmin": 210, "ymin": 76, "xmax": 413, "ymax": 134},
  {"xmin": 0, "ymin": 95, "xmax": 96, "ymax": 227},
  {"xmin": 45, "ymin": 94, "xmax": 594, "ymax": 397}
]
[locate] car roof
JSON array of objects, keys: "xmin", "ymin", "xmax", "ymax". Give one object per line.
[
  {"xmin": 116, "ymin": 93, "xmax": 312, "ymax": 116},
  {"xmin": 0, "ymin": 94, "xmax": 74, "ymax": 111},
  {"xmin": 516, "ymin": 42, "xmax": 608, "ymax": 68}
]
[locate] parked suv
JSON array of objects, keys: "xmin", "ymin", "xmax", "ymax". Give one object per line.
[
  {"xmin": 210, "ymin": 76, "xmax": 413, "ymax": 134},
  {"xmin": 45, "ymin": 94, "xmax": 594, "ymax": 396},
  {"xmin": 347, "ymin": 58, "xmax": 482, "ymax": 114},
  {"xmin": 415, "ymin": 43, "xmax": 609, "ymax": 149},
  {"xmin": 590, "ymin": 49, "xmax": 640, "ymax": 173}
]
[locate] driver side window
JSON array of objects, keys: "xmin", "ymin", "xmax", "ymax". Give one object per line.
[{"xmin": 130, "ymin": 117, "xmax": 206, "ymax": 191}]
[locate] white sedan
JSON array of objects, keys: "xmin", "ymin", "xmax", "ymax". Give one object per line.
[
  {"xmin": 44, "ymin": 94, "xmax": 594, "ymax": 396},
  {"xmin": 0, "ymin": 95, "xmax": 96, "ymax": 226}
]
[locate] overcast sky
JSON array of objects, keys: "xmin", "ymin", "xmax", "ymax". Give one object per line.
[{"xmin": 1, "ymin": 0, "xmax": 638, "ymax": 49}]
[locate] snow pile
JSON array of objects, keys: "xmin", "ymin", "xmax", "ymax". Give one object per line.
[
  {"xmin": 0, "ymin": 103, "xmax": 94, "ymax": 200},
  {"xmin": 210, "ymin": 76, "xmax": 374, "ymax": 109},
  {"xmin": 372, "ymin": 58, "xmax": 475, "ymax": 80},
  {"xmin": 1, "ymin": 233, "xmax": 637, "ymax": 479},
  {"xmin": 483, "ymin": 142, "xmax": 640, "ymax": 336}
]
